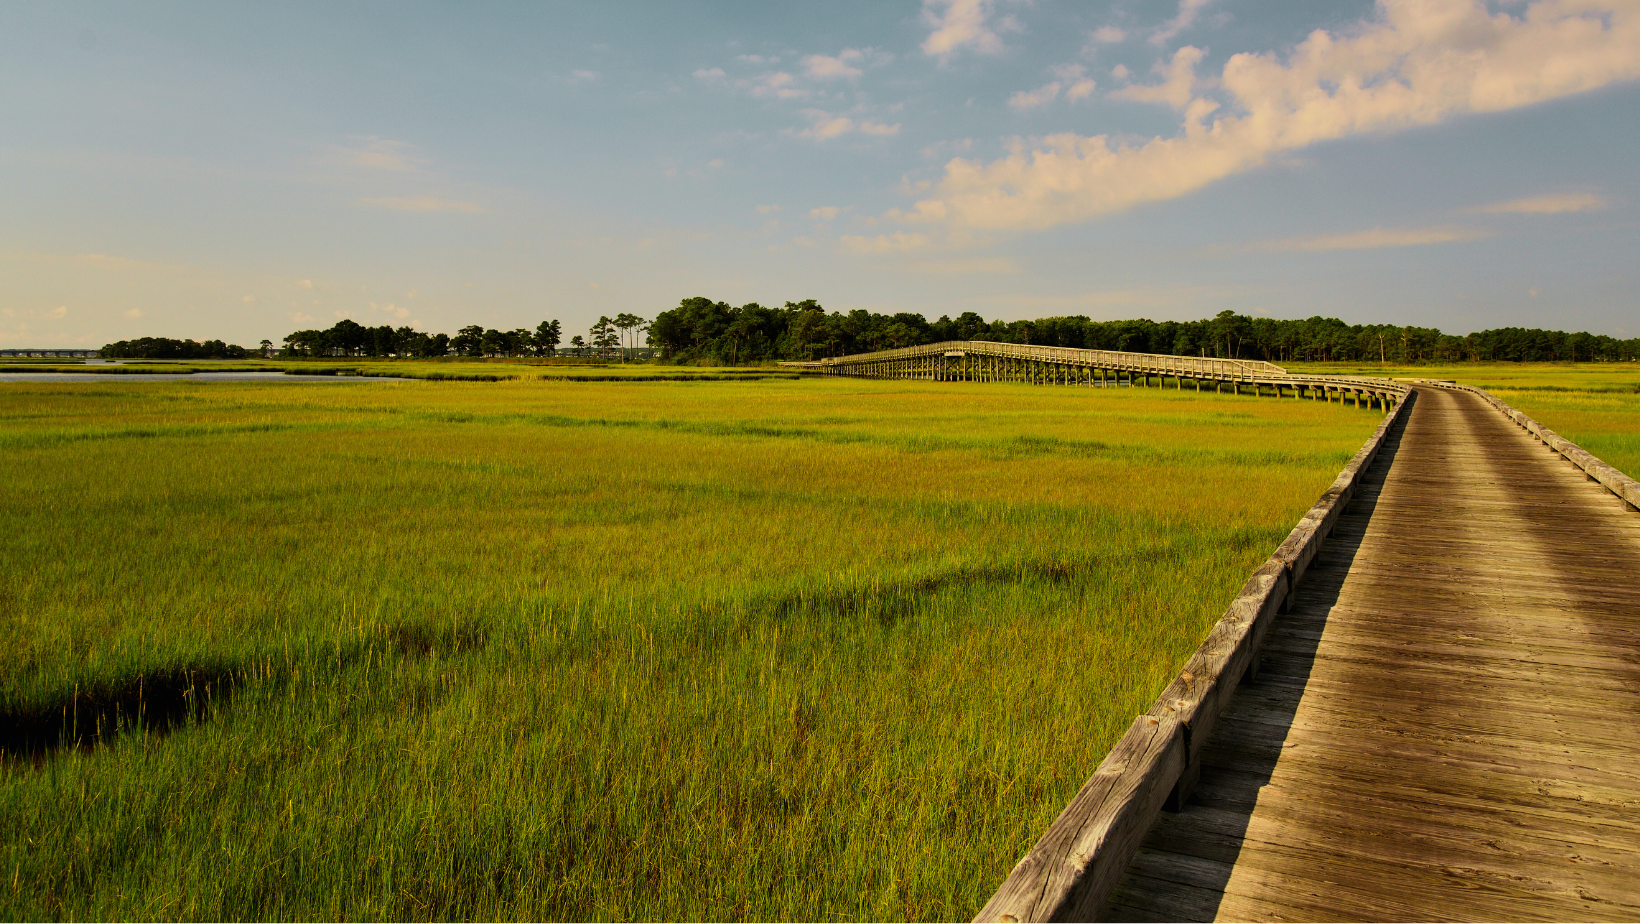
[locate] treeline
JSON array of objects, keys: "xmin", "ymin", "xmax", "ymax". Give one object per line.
[
  {"xmin": 109, "ymin": 304, "xmax": 1640, "ymax": 365},
  {"xmin": 278, "ymin": 316, "xmax": 651, "ymax": 358},
  {"xmin": 281, "ymin": 319, "xmax": 564, "ymax": 358},
  {"xmin": 648, "ymin": 299, "xmax": 1640, "ymax": 364},
  {"xmin": 99, "ymin": 337, "xmax": 253, "ymax": 359}
]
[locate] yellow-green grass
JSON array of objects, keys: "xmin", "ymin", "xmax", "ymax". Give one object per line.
[
  {"xmin": 1291, "ymin": 362, "xmax": 1640, "ymax": 480},
  {"xmin": 0, "ymin": 360, "xmax": 804, "ymax": 383},
  {"xmin": 0, "ymin": 377, "xmax": 1380, "ymax": 919}
]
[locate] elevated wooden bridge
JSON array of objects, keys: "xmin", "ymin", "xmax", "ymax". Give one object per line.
[
  {"xmin": 782, "ymin": 340, "xmax": 1405, "ymax": 411},
  {"xmin": 796, "ymin": 342, "xmax": 1640, "ymax": 922},
  {"xmin": 0, "ymin": 349, "xmax": 99, "ymax": 358}
]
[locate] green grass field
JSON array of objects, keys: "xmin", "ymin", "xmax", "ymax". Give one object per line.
[
  {"xmin": 3, "ymin": 375, "xmax": 1382, "ymax": 919},
  {"xmin": 0, "ymin": 359, "xmax": 801, "ymax": 383},
  {"xmin": 1290, "ymin": 362, "xmax": 1640, "ymax": 480}
]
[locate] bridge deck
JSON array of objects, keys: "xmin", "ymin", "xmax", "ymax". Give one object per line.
[{"xmin": 1104, "ymin": 386, "xmax": 1640, "ymax": 922}]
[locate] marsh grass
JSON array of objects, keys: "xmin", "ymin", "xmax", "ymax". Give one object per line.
[{"xmin": 0, "ymin": 376, "xmax": 1380, "ymax": 919}]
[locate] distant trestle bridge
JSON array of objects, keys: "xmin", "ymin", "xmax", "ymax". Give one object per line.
[
  {"xmin": 0, "ymin": 348, "xmax": 99, "ymax": 358},
  {"xmin": 781, "ymin": 340, "xmax": 1404, "ymax": 411}
]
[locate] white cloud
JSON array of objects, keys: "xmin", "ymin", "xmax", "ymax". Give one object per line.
[
  {"xmin": 340, "ymin": 136, "xmax": 421, "ymax": 172},
  {"xmin": 840, "ymin": 232, "xmax": 933, "ymax": 253},
  {"xmin": 1475, "ymin": 192, "xmax": 1606, "ymax": 214},
  {"xmin": 241, "ymin": 295, "xmax": 256, "ymax": 304},
  {"xmin": 693, "ymin": 67, "xmax": 726, "ymax": 80},
  {"xmin": 908, "ymin": 257, "xmax": 1021, "ymax": 274},
  {"xmin": 809, "ymin": 206, "xmax": 843, "ymax": 220},
  {"xmin": 1010, "ymin": 83, "xmax": 1061, "ymax": 109},
  {"xmin": 370, "ymin": 301, "xmax": 411, "ymax": 319},
  {"xmin": 49, "ymin": 305, "xmax": 67, "ymax": 318},
  {"xmin": 359, "ymin": 196, "xmax": 487, "ymax": 213},
  {"xmin": 1093, "ymin": 26, "xmax": 1127, "ymax": 44},
  {"xmin": 1110, "ymin": 45, "xmax": 1204, "ymax": 109},
  {"xmin": 804, "ymin": 49, "xmax": 864, "ymax": 79},
  {"xmin": 1111, "ymin": 63, "xmax": 1130, "ymax": 79},
  {"xmin": 1065, "ymin": 78, "xmax": 1098, "ymax": 101},
  {"xmin": 799, "ymin": 115, "xmax": 856, "ymax": 140},
  {"xmin": 1013, "ymin": 66, "xmax": 1097, "ymax": 108},
  {"xmin": 288, "ymin": 311, "xmax": 315, "ymax": 324},
  {"xmin": 297, "ymin": 279, "xmax": 314, "ymax": 289},
  {"xmin": 737, "ymin": 54, "xmax": 779, "ymax": 65},
  {"xmin": 750, "ymin": 71, "xmax": 806, "ymax": 100},
  {"xmin": 572, "ymin": 69, "xmax": 600, "ymax": 82},
  {"xmin": 757, "ymin": 204, "xmax": 781, "ymax": 214},
  {"xmin": 123, "ymin": 308, "xmax": 144, "ymax": 319},
  {"xmin": 891, "ymin": 0, "xmax": 1640, "ymax": 234},
  {"xmin": 1259, "ymin": 225, "xmax": 1491, "ymax": 251},
  {"xmin": 922, "ymin": 0, "xmax": 1007, "ymax": 59},
  {"xmin": 1152, "ymin": 0, "xmax": 1215, "ymax": 46},
  {"xmin": 707, "ymin": 158, "xmax": 725, "ymax": 168},
  {"xmin": 795, "ymin": 112, "xmax": 900, "ymax": 140}
]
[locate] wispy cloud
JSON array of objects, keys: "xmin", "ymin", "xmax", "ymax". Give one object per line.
[
  {"xmin": 1473, "ymin": 193, "xmax": 1606, "ymax": 214},
  {"xmin": 922, "ymin": 0, "xmax": 1011, "ymax": 59},
  {"xmin": 339, "ymin": 136, "xmax": 422, "ymax": 172},
  {"xmin": 1109, "ymin": 46, "xmax": 1204, "ymax": 110},
  {"xmin": 1010, "ymin": 84, "xmax": 1062, "ymax": 108},
  {"xmin": 358, "ymin": 196, "xmax": 487, "ymax": 213},
  {"xmin": 840, "ymin": 232, "xmax": 933, "ymax": 253},
  {"xmin": 795, "ymin": 111, "xmax": 900, "ymax": 140},
  {"xmin": 888, "ymin": 0, "xmax": 1640, "ymax": 234},
  {"xmin": 750, "ymin": 71, "xmax": 806, "ymax": 100},
  {"xmin": 1258, "ymin": 225, "xmax": 1491, "ymax": 251},
  {"xmin": 908, "ymin": 257, "xmax": 1020, "ymax": 274},
  {"xmin": 1092, "ymin": 26, "xmax": 1127, "ymax": 44},
  {"xmin": 1010, "ymin": 65, "xmax": 1097, "ymax": 109},
  {"xmin": 804, "ymin": 49, "xmax": 864, "ymax": 79},
  {"xmin": 1151, "ymin": 0, "xmax": 1215, "ymax": 46},
  {"xmin": 693, "ymin": 67, "xmax": 725, "ymax": 80}
]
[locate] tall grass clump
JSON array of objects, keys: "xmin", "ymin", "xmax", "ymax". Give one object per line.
[{"xmin": 0, "ymin": 376, "xmax": 1380, "ymax": 919}]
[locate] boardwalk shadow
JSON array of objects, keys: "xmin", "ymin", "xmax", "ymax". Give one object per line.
[{"xmin": 1102, "ymin": 392, "xmax": 1416, "ymax": 922}]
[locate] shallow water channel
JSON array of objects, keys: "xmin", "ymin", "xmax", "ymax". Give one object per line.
[{"xmin": 0, "ymin": 371, "xmax": 409, "ymax": 383}]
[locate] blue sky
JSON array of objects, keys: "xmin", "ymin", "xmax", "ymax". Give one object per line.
[{"xmin": 3, "ymin": 0, "xmax": 1638, "ymax": 347}]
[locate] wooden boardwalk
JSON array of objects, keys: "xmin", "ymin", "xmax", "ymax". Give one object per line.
[{"xmin": 1103, "ymin": 385, "xmax": 1640, "ymax": 922}]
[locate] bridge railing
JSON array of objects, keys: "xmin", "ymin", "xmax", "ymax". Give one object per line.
[{"xmin": 792, "ymin": 340, "xmax": 1287, "ymax": 379}]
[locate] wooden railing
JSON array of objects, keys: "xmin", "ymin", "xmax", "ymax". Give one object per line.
[
  {"xmin": 782, "ymin": 340, "xmax": 1406, "ymax": 411},
  {"xmin": 784, "ymin": 340, "xmax": 1287, "ymax": 380}
]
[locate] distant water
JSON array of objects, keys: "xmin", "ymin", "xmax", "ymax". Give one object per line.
[{"xmin": 0, "ymin": 371, "xmax": 409, "ymax": 383}]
